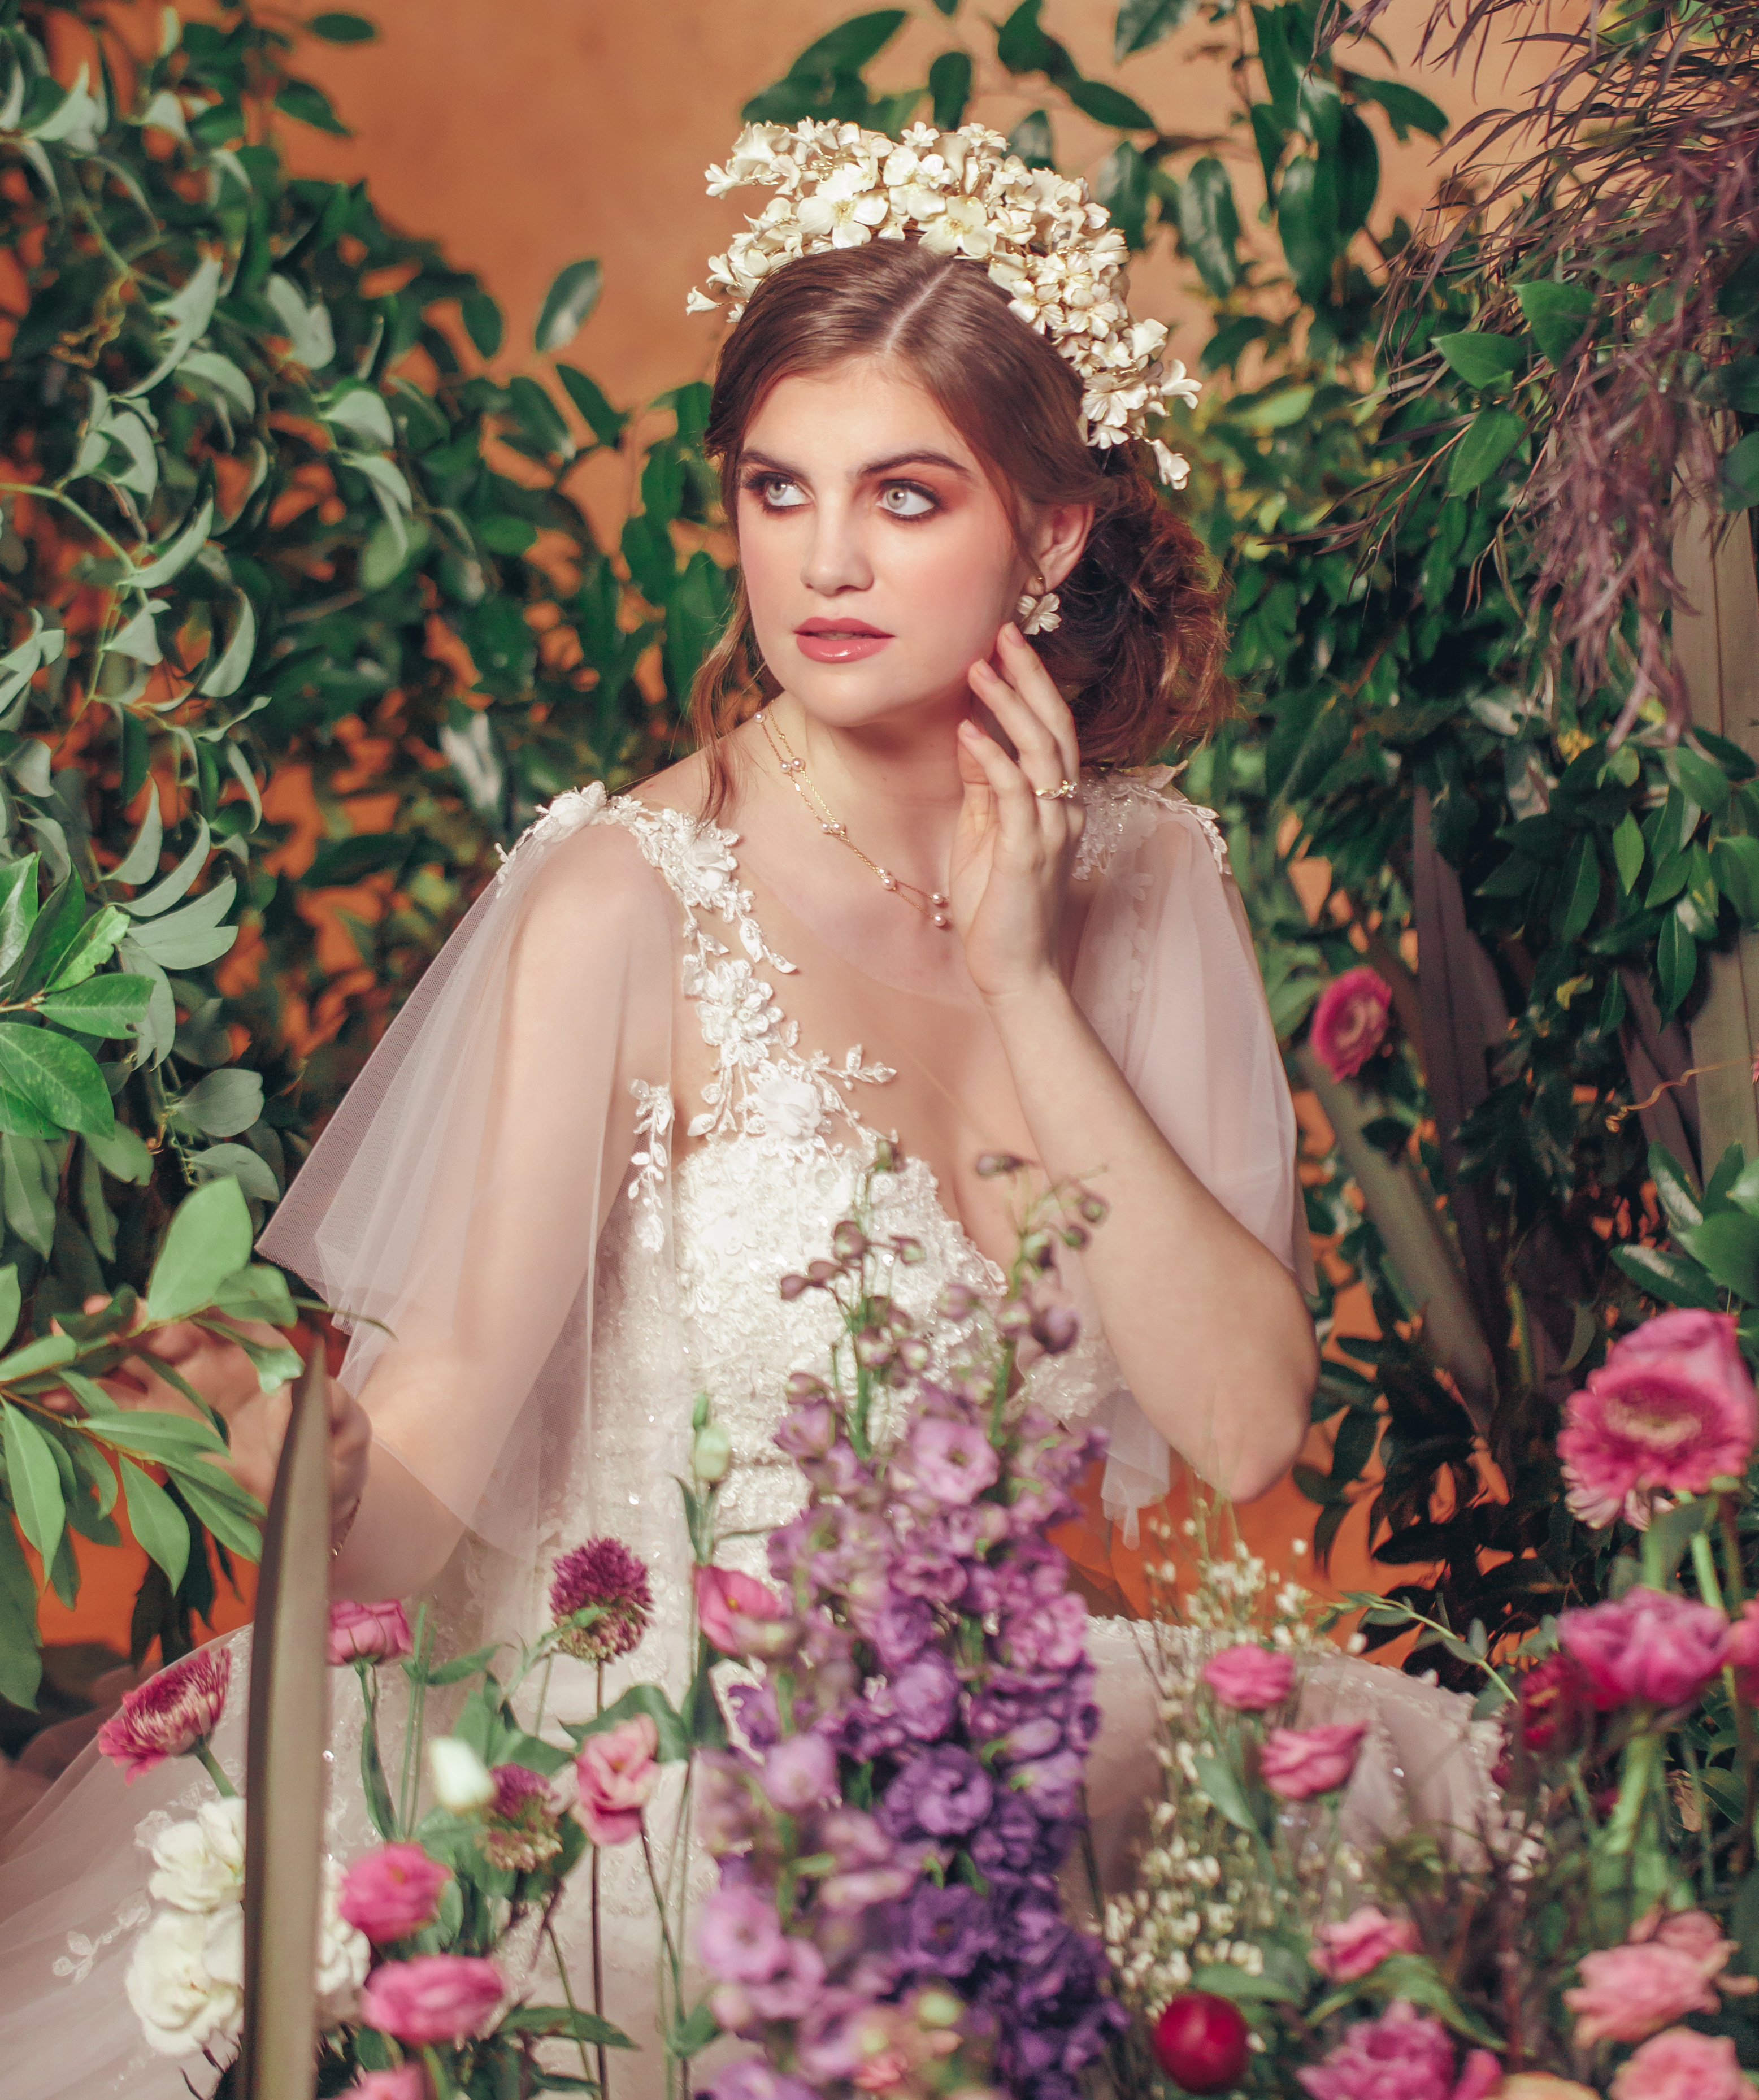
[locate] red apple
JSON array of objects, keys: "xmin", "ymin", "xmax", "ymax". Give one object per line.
[{"xmin": 1150, "ymin": 1990, "xmax": 1251, "ymax": 2094}]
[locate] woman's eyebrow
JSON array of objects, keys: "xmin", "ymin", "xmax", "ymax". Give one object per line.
[{"xmin": 740, "ymin": 447, "xmax": 974, "ymax": 482}]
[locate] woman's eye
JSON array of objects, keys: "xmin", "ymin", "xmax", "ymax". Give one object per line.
[
  {"xmin": 879, "ymin": 484, "xmax": 936, "ymax": 519},
  {"xmin": 754, "ymin": 476, "xmax": 806, "ymax": 509}
]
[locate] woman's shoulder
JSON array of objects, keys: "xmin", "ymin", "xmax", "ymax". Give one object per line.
[{"xmin": 1076, "ymin": 765, "xmax": 1231, "ymax": 886}]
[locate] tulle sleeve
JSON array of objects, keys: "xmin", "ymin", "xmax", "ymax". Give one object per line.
[
  {"xmin": 1056, "ymin": 773, "xmax": 1315, "ymax": 1526},
  {"xmin": 257, "ymin": 786, "xmax": 679, "ymax": 1562}
]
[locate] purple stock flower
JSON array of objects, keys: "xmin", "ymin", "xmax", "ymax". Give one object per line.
[
  {"xmin": 969, "ymin": 1794, "xmax": 1047, "ymax": 1878},
  {"xmin": 697, "ymin": 1884, "xmax": 788, "ymax": 1983},
  {"xmin": 1011, "ymin": 1749, "xmax": 1087, "ymax": 1820},
  {"xmin": 1002, "ymin": 1592, "xmax": 1088, "ymax": 1673},
  {"xmin": 727, "ymin": 1683, "xmax": 780, "ymax": 1751},
  {"xmin": 872, "ymin": 1594, "xmax": 934, "ymax": 1670},
  {"xmin": 762, "ymin": 1733, "xmax": 838, "ymax": 1812},
  {"xmin": 892, "ymin": 1544, "xmax": 966, "ymax": 1603},
  {"xmin": 899, "ymin": 1882, "xmax": 998, "ymax": 1978},
  {"xmin": 745, "ymin": 1936, "xmax": 827, "ymax": 2020},
  {"xmin": 907, "ymin": 1416, "xmax": 1001, "ymax": 1506},
  {"xmin": 891, "ymin": 1650, "xmax": 959, "ymax": 1742},
  {"xmin": 707, "ymin": 2059, "xmax": 822, "ymax": 2100},
  {"xmin": 881, "ymin": 1746, "xmax": 994, "ymax": 1838},
  {"xmin": 774, "ymin": 1396, "xmax": 837, "ymax": 1460}
]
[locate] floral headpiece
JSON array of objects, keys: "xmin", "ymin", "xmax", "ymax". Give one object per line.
[{"xmin": 688, "ymin": 119, "xmax": 1199, "ymax": 488}]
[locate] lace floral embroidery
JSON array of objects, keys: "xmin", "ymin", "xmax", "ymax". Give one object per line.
[
  {"xmin": 627, "ymin": 1081, "xmax": 675, "ymax": 1253},
  {"xmin": 53, "ymin": 1895, "xmax": 150, "ymax": 1986},
  {"xmin": 489, "ymin": 780, "xmax": 610, "ymax": 891},
  {"xmin": 602, "ymin": 799, "xmax": 895, "ymax": 1160},
  {"xmin": 1075, "ymin": 768, "xmax": 1230, "ymax": 882}
]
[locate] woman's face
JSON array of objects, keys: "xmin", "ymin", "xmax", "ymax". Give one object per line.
[{"xmin": 735, "ymin": 357, "xmax": 1079, "ymax": 735}]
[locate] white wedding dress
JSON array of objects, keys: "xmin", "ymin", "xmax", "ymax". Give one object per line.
[{"xmin": 0, "ymin": 774, "xmax": 1496, "ymax": 2099}]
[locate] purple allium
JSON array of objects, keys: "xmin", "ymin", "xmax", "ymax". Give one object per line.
[
  {"xmin": 762, "ymin": 1732, "xmax": 838, "ymax": 1812},
  {"xmin": 882, "ymin": 1746, "xmax": 994, "ymax": 1839},
  {"xmin": 907, "ymin": 1416, "xmax": 1001, "ymax": 1506},
  {"xmin": 697, "ymin": 1883, "xmax": 788, "ymax": 1984},
  {"xmin": 898, "ymin": 1882, "xmax": 998, "ymax": 1978},
  {"xmin": 548, "ymin": 1537, "xmax": 652, "ymax": 1663}
]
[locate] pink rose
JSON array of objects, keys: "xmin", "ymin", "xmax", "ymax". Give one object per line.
[
  {"xmin": 1261, "ymin": 1722, "xmax": 1366, "ymax": 1801},
  {"xmin": 1558, "ymin": 1587, "xmax": 1730, "ymax": 1711},
  {"xmin": 1558, "ymin": 1309, "xmax": 1757, "ymax": 1527},
  {"xmin": 96, "ymin": 1647, "xmax": 231, "ymax": 1782},
  {"xmin": 343, "ymin": 2071, "xmax": 428, "ymax": 2100},
  {"xmin": 338, "ymin": 1842, "xmax": 453, "ymax": 1944},
  {"xmin": 1202, "ymin": 1642, "xmax": 1297, "ymax": 1712},
  {"xmin": 575, "ymin": 1715, "xmax": 659, "ymax": 1846},
  {"xmin": 1634, "ymin": 1903, "xmax": 1741, "ymax": 1981},
  {"xmin": 1310, "ymin": 1904, "xmax": 1420, "ymax": 1982},
  {"xmin": 328, "ymin": 1599, "xmax": 413, "ymax": 1667},
  {"xmin": 359, "ymin": 1953, "xmax": 503, "ymax": 2045},
  {"xmin": 1309, "ymin": 965, "xmax": 1392, "ymax": 1081},
  {"xmin": 1563, "ymin": 1942, "xmax": 1719, "ymax": 2046},
  {"xmin": 1609, "ymin": 2027, "xmax": 1749, "ymax": 2100},
  {"xmin": 696, "ymin": 1565, "xmax": 788, "ymax": 1657}
]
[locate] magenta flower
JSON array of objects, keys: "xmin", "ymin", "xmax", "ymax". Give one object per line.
[
  {"xmin": 697, "ymin": 1565, "xmax": 788, "ymax": 1656},
  {"xmin": 1558, "ymin": 1309, "xmax": 1758, "ymax": 1527},
  {"xmin": 1610, "ymin": 2027, "xmax": 1749, "ymax": 2100},
  {"xmin": 327, "ymin": 1599, "xmax": 412, "ymax": 1667},
  {"xmin": 906, "ymin": 1415, "xmax": 1001, "ymax": 1507},
  {"xmin": 548, "ymin": 1537, "xmax": 652, "ymax": 1662},
  {"xmin": 1261, "ymin": 1722, "xmax": 1366, "ymax": 1801},
  {"xmin": 341, "ymin": 2071, "xmax": 428, "ymax": 2100},
  {"xmin": 1202, "ymin": 1642, "xmax": 1297, "ymax": 1712},
  {"xmin": 574, "ymin": 1716, "xmax": 659, "ymax": 1846},
  {"xmin": 359, "ymin": 1954, "xmax": 503, "ymax": 2044},
  {"xmin": 1309, "ymin": 966, "xmax": 1392, "ymax": 1081},
  {"xmin": 1297, "ymin": 1999, "xmax": 1466, "ymax": 2100},
  {"xmin": 1564, "ymin": 1941, "xmax": 1720, "ymax": 2046},
  {"xmin": 1310, "ymin": 1905, "xmax": 1419, "ymax": 1982},
  {"xmin": 338, "ymin": 1842, "xmax": 452, "ymax": 1943},
  {"xmin": 761, "ymin": 1732, "xmax": 837, "ymax": 1812},
  {"xmin": 96, "ymin": 1647, "xmax": 231, "ymax": 1782},
  {"xmin": 1557, "ymin": 1586, "xmax": 1730, "ymax": 1711},
  {"xmin": 697, "ymin": 1882, "xmax": 788, "ymax": 1982}
]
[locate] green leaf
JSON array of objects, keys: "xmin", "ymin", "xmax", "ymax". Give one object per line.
[
  {"xmin": 1517, "ymin": 279, "xmax": 1596, "ymax": 365},
  {"xmin": 1673, "ymin": 742, "xmax": 1731, "ymax": 815},
  {"xmin": 0, "ymin": 1268, "xmax": 21, "ymax": 1354},
  {"xmin": 1190, "ymin": 1963, "xmax": 1302, "ymax": 2003},
  {"xmin": 118, "ymin": 1453, "xmax": 189, "ymax": 1588},
  {"xmin": 1651, "ymin": 1144, "xmax": 1704, "ymax": 1234},
  {"xmin": 1095, "ymin": 142, "xmax": 1150, "ymax": 251},
  {"xmin": 1349, "ymin": 76, "xmax": 1447, "ymax": 140},
  {"xmin": 0, "ymin": 1515, "xmax": 40, "ymax": 1707},
  {"xmin": 1550, "ymin": 831, "xmax": 1600, "ymax": 943},
  {"xmin": 276, "ymin": 79, "xmax": 349, "ymax": 134},
  {"xmin": 1178, "ymin": 158, "xmax": 1240, "ymax": 298},
  {"xmin": 172, "ymin": 1463, "xmax": 264, "ymax": 1561},
  {"xmin": 131, "ymin": 496, "xmax": 214, "ymax": 590},
  {"xmin": 1114, "ymin": 0, "xmax": 1196, "ymax": 59},
  {"xmin": 1006, "ymin": 109, "xmax": 1054, "ymax": 168},
  {"xmin": 1610, "ymin": 1243, "xmax": 1722, "ymax": 1309},
  {"xmin": 0, "ymin": 1334, "xmax": 76, "ymax": 1379},
  {"xmin": 125, "ymin": 254, "xmax": 223, "ymax": 398},
  {"xmin": 168, "ymin": 1068, "xmax": 264, "ymax": 1140},
  {"xmin": 1612, "ymin": 810, "xmax": 1646, "ymax": 894},
  {"xmin": 1682, "ymin": 1211, "xmax": 1759, "ymax": 1298},
  {"xmin": 502, "ymin": 2006, "xmax": 635, "ymax": 2049},
  {"xmin": 460, "ymin": 291, "xmax": 502, "ymax": 359},
  {"xmin": 535, "ymin": 261, "xmax": 604, "ymax": 355},
  {"xmin": 124, "ymin": 818, "xmax": 210, "ymax": 918},
  {"xmin": 42, "ymin": 906, "xmax": 129, "ymax": 994},
  {"xmin": 1725, "ymin": 431, "xmax": 1759, "ymax": 511},
  {"xmin": 1252, "ymin": 5, "xmax": 1299, "ymax": 128},
  {"xmin": 1, "ymin": 1136, "xmax": 55, "ymax": 1247},
  {"xmin": 323, "ymin": 384, "xmax": 395, "ymax": 452},
  {"xmin": 787, "ymin": 8, "xmax": 907, "ymax": 74},
  {"xmin": 309, "ymin": 11, "xmax": 376, "ymax": 40},
  {"xmin": 1446, "ymin": 408, "xmax": 1526, "ymax": 495},
  {"xmin": 927, "ymin": 50, "xmax": 972, "ymax": 129},
  {"xmin": 997, "ymin": 0, "xmax": 1071, "ymax": 76},
  {"xmin": 1274, "ymin": 153, "xmax": 1339, "ymax": 305},
  {"xmin": 1064, "ymin": 79, "xmax": 1156, "ymax": 130},
  {"xmin": 1434, "ymin": 331, "xmax": 1524, "ymax": 388},
  {"xmin": 37, "ymin": 973, "xmax": 153, "ymax": 1038},
  {"xmin": 185, "ymin": 1142, "xmax": 279, "ymax": 1204},
  {"xmin": 569, "ymin": 1683, "xmax": 690, "ymax": 1764},
  {"xmin": 0, "ymin": 1024, "xmax": 113, "ymax": 1137},
  {"xmin": 0, "ymin": 859, "xmax": 38, "ymax": 983},
  {"xmin": 146, "ymin": 1177, "xmax": 254, "ymax": 1324},
  {"xmin": 555, "ymin": 365, "xmax": 627, "ymax": 449},
  {"xmin": 2, "ymin": 1402, "xmax": 66, "ymax": 1567},
  {"xmin": 1191, "ymin": 1749, "xmax": 1259, "ymax": 1834},
  {"xmin": 87, "ymin": 1121, "xmax": 153, "ymax": 1184},
  {"xmin": 1657, "ymin": 908, "xmax": 1699, "ymax": 1018}
]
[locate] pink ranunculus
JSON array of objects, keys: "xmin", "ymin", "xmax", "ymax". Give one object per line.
[
  {"xmin": 337, "ymin": 1842, "xmax": 453, "ymax": 1944},
  {"xmin": 1310, "ymin": 1904, "xmax": 1420, "ymax": 1982},
  {"xmin": 359, "ymin": 1953, "xmax": 503, "ymax": 2045},
  {"xmin": 1557, "ymin": 1308, "xmax": 1758, "ymax": 1528},
  {"xmin": 1260, "ymin": 1722, "xmax": 1366, "ymax": 1802},
  {"xmin": 575, "ymin": 1715, "xmax": 659, "ymax": 1846},
  {"xmin": 1202, "ymin": 1642, "xmax": 1297, "ymax": 1712},
  {"xmin": 96, "ymin": 1647, "xmax": 231, "ymax": 1781},
  {"xmin": 696, "ymin": 1564, "xmax": 788, "ymax": 1657},
  {"xmin": 327, "ymin": 1599, "xmax": 413, "ymax": 1668},
  {"xmin": 1609, "ymin": 2026, "xmax": 1749, "ymax": 2100},
  {"xmin": 1309, "ymin": 966, "xmax": 1393, "ymax": 1082},
  {"xmin": 1562, "ymin": 1941, "xmax": 1720, "ymax": 2046},
  {"xmin": 1557, "ymin": 1586, "xmax": 1731, "ymax": 1712},
  {"xmin": 342, "ymin": 2069, "xmax": 428, "ymax": 2100}
]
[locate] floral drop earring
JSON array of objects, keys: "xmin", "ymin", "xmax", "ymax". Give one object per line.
[{"xmin": 1015, "ymin": 569, "xmax": 1062, "ymax": 637}]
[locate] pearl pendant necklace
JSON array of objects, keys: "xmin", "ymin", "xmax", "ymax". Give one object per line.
[{"xmin": 756, "ymin": 709, "xmax": 953, "ymax": 930}]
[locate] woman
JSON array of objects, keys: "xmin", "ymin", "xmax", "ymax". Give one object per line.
[{"xmin": 0, "ymin": 121, "xmax": 1489, "ymax": 2099}]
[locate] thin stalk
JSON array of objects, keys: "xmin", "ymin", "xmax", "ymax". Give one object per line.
[
  {"xmin": 398, "ymin": 1603, "xmax": 431, "ymax": 1836},
  {"xmin": 0, "ymin": 481, "xmax": 133, "ymax": 562},
  {"xmin": 640, "ymin": 1822, "xmax": 684, "ymax": 1993},
  {"xmin": 545, "ymin": 1918, "xmax": 599, "ymax": 2096},
  {"xmin": 593, "ymin": 1659, "xmax": 608, "ymax": 2100},
  {"xmin": 195, "ymin": 1742, "xmax": 235, "ymax": 1798},
  {"xmin": 1719, "ymin": 1492, "xmax": 1757, "ymax": 1873},
  {"xmin": 1605, "ymin": 1728, "xmax": 1660, "ymax": 1856}
]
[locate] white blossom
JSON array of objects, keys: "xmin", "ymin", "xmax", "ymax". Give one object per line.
[
  {"xmin": 428, "ymin": 1735, "xmax": 496, "ymax": 1813},
  {"xmin": 125, "ymin": 1904, "xmax": 243, "ymax": 2059},
  {"xmin": 146, "ymin": 1798, "xmax": 247, "ymax": 1914}
]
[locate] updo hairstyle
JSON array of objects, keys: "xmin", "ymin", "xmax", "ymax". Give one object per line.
[{"xmin": 689, "ymin": 240, "xmax": 1233, "ymax": 816}]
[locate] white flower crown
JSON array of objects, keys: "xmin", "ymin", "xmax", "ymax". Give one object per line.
[{"xmin": 688, "ymin": 119, "xmax": 1198, "ymax": 489}]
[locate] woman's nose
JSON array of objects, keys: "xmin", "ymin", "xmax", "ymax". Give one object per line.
[{"xmin": 798, "ymin": 501, "xmax": 873, "ymax": 598}]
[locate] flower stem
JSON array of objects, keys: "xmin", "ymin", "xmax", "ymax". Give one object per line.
[
  {"xmin": 1719, "ymin": 1492, "xmax": 1756, "ymax": 1875},
  {"xmin": 195, "ymin": 1741, "xmax": 235, "ymax": 1798},
  {"xmin": 593, "ymin": 1659, "xmax": 609, "ymax": 2100},
  {"xmin": 546, "ymin": 1917, "xmax": 599, "ymax": 2096},
  {"xmin": 1604, "ymin": 1726, "xmax": 1660, "ymax": 1856}
]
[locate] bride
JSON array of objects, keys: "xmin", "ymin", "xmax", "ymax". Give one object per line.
[{"xmin": 0, "ymin": 120, "xmax": 1491, "ymax": 2100}]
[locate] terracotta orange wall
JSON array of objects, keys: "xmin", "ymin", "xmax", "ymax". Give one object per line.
[{"xmin": 44, "ymin": 0, "xmax": 1528, "ymax": 1655}]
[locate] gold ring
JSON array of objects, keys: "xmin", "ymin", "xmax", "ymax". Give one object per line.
[{"xmin": 1035, "ymin": 779, "xmax": 1080, "ymax": 801}]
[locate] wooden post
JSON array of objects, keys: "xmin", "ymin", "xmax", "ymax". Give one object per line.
[{"xmin": 238, "ymin": 1348, "xmax": 331, "ymax": 2100}]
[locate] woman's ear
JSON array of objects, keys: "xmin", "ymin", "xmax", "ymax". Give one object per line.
[{"xmin": 1033, "ymin": 501, "xmax": 1095, "ymax": 593}]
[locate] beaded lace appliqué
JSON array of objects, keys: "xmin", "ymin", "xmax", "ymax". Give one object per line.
[{"xmin": 1075, "ymin": 767, "xmax": 1230, "ymax": 883}]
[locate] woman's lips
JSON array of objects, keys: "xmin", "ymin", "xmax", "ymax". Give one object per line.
[{"xmin": 794, "ymin": 627, "xmax": 893, "ymax": 663}]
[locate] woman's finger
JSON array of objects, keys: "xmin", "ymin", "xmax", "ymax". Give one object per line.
[
  {"xmin": 996, "ymin": 622, "xmax": 1080, "ymax": 784},
  {"xmin": 968, "ymin": 658, "xmax": 1067, "ymax": 797},
  {"xmin": 958, "ymin": 717, "xmax": 1042, "ymax": 854}
]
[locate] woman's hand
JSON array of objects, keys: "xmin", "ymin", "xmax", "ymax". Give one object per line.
[
  {"xmin": 952, "ymin": 621, "xmax": 1085, "ymax": 1005},
  {"xmin": 46, "ymin": 1296, "xmax": 371, "ymax": 1542}
]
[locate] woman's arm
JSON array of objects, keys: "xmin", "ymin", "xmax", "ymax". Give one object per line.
[{"xmin": 956, "ymin": 624, "xmax": 1317, "ymax": 1502}]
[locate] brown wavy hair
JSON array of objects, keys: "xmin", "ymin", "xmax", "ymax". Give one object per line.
[{"xmin": 689, "ymin": 241, "xmax": 1233, "ymax": 816}]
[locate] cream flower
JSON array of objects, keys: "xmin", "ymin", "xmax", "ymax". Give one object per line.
[
  {"xmin": 796, "ymin": 163, "xmax": 889, "ymax": 248},
  {"xmin": 147, "ymin": 1798, "xmax": 247, "ymax": 1914},
  {"xmin": 920, "ymin": 193, "xmax": 992, "ymax": 258},
  {"xmin": 126, "ymin": 1903, "xmax": 244, "ymax": 2058}
]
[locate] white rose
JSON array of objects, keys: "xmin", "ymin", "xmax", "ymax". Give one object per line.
[
  {"xmin": 125, "ymin": 1904, "xmax": 243, "ymax": 2058},
  {"xmin": 752, "ymin": 1070, "xmax": 823, "ymax": 1145},
  {"xmin": 147, "ymin": 1797, "xmax": 247, "ymax": 1914},
  {"xmin": 315, "ymin": 1860, "xmax": 371, "ymax": 2028}
]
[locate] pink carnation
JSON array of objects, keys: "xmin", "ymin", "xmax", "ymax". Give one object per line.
[
  {"xmin": 359, "ymin": 1953, "xmax": 503, "ymax": 2045},
  {"xmin": 1310, "ymin": 1905, "xmax": 1420, "ymax": 1982},
  {"xmin": 1610, "ymin": 2027, "xmax": 1749, "ymax": 2100},
  {"xmin": 1261, "ymin": 1722, "xmax": 1366, "ymax": 1801},
  {"xmin": 696, "ymin": 1565, "xmax": 788, "ymax": 1658},
  {"xmin": 327, "ymin": 1599, "xmax": 412, "ymax": 1667},
  {"xmin": 343, "ymin": 2069, "xmax": 428, "ymax": 2100},
  {"xmin": 1202, "ymin": 1642, "xmax": 1297, "ymax": 1712},
  {"xmin": 95, "ymin": 1647, "xmax": 231, "ymax": 1781},
  {"xmin": 338, "ymin": 1842, "xmax": 452, "ymax": 1943},
  {"xmin": 1557, "ymin": 1586, "xmax": 1730, "ymax": 1712},
  {"xmin": 575, "ymin": 1715, "xmax": 659, "ymax": 1846},
  {"xmin": 1558, "ymin": 1309, "xmax": 1757, "ymax": 1527},
  {"xmin": 1309, "ymin": 966, "xmax": 1392, "ymax": 1082}
]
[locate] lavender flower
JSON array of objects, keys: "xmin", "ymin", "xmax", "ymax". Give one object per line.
[
  {"xmin": 898, "ymin": 1882, "xmax": 998, "ymax": 1978},
  {"xmin": 906, "ymin": 1416, "xmax": 1001, "ymax": 1506},
  {"xmin": 881, "ymin": 1746, "xmax": 994, "ymax": 1839},
  {"xmin": 697, "ymin": 1884, "xmax": 788, "ymax": 1982},
  {"xmin": 761, "ymin": 1733, "xmax": 837, "ymax": 1812}
]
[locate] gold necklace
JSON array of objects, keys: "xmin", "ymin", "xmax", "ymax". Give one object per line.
[{"xmin": 756, "ymin": 709, "xmax": 953, "ymax": 930}]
